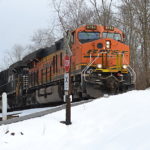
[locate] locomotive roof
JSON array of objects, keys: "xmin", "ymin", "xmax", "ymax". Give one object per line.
[
  {"xmin": 0, "ymin": 69, "xmax": 9, "ymax": 85},
  {"xmin": 23, "ymin": 38, "xmax": 64, "ymax": 63}
]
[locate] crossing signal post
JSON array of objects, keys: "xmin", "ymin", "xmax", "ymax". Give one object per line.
[
  {"xmin": 61, "ymin": 30, "xmax": 72, "ymax": 125},
  {"xmin": 64, "ymin": 55, "xmax": 72, "ymax": 125}
]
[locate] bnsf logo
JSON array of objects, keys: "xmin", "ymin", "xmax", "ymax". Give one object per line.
[{"xmin": 87, "ymin": 49, "xmax": 128, "ymax": 55}]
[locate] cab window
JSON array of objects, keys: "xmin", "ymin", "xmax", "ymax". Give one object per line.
[
  {"xmin": 102, "ymin": 32, "xmax": 122, "ymax": 41},
  {"xmin": 78, "ymin": 32, "xmax": 100, "ymax": 43}
]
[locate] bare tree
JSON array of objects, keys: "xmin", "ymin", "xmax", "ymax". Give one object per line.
[
  {"xmin": 52, "ymin": 0, "xmax": 94, "ymax": 32},
  {"xmin": 89, "ymin": 0, "xmax": 114, "ymax": 25},
  {"xmin": 28, "ymin": 28, "xmax": 56, "ymax": 52},
  {"xmin": 118, "ymin": 0, "xmax": 150, "ymax": 89},
  {"xmin": 52, "ymin": 0, "xmax": 115, "ymax": 34},
  {"xmin": 0, "ymin": 44, "xmax": 26, "ymax": 70},
  {"xmin": 7, "ymin": 44, "xmax": 25, "ymax": 63}
]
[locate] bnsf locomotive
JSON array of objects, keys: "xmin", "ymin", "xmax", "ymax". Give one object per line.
[{"xmin": 0, "ymin": 25, "xmax": 135, "ymax": 109}]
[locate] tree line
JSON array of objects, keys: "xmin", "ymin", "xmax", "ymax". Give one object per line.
[{"xmin": 1, "ymin": 0, "xmax": 150, "ymax": 89}]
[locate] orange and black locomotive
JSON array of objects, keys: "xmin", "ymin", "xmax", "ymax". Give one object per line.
[{"xmin": 0, "ymin": 25, "xmax": 135, "ymax": 109}]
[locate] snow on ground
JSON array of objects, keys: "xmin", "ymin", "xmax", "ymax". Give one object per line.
[{"xmin": 0, "ymin": 89, "xmax": 150, "ymax": 150}]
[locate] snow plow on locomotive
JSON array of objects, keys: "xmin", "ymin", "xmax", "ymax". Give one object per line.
[{"xmin": 0, "ymin": 25, "xmax": 135, "ymax": 109}]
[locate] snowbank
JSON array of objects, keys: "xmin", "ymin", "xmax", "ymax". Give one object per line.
[{"xmin": 0, "ymin": 89, "xmax": 150, "ymax": 150}]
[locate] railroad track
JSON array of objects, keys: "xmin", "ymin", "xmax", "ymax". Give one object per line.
[{"xmin": 0, "ymin": 99, "xmax": 94, "ymax": 126}]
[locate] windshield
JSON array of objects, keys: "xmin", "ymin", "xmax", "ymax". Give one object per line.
[
  {"xmin": 78, "ymin": 32, "xmax": 100, "ymax": 43},
  {"xmin": 102, "ymin": 32, "xmax": 122, "ymax": 41}
]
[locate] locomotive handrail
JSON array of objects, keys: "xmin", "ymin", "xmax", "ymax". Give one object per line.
[
  {"xmin": 81, "ymin": 51, "xmax": 114, "ymax": 84},
  {"xmin": 123, "ymin": 56, "xmax": 136, "ymax": 84},
  {"xmin": 81, "ymin": 51, "xmax": 136, "ymax": 85},
  {"xmin": 81, "ymin": 52, "xmax": 103, "ymax": 85}
]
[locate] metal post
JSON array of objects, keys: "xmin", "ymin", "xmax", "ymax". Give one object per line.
[
  {"xmin": 2, "ymin": 92, "xmax": 7, "ymax": 121},
  {"xmin": 63, "ymin": 55, "xmax": 72, "ymax": 125},
  {"xmin": 64, "ymin": 72, "xmax": 72, "ymax": 125},
  {"xmin": 66, "ymin": 95, "xmax": 71, "ymax": 125},
  {"xmin": 65, "ymin": 70, "xmax": 72, "ymax": 125},
  {"xmin": 63, "ymin": 30, "xmax": 72, "ymax": 125}
]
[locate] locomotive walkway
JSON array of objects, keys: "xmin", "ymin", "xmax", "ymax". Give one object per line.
[{"xmin": 0, "ymin": 99, "xmax": 93, "ymax": 126}]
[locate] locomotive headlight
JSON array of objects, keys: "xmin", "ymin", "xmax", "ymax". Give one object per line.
[
  {"xmin": 122, "ymin": 65, "xmax": 128, "ymax": 69},
  {"xmin": 106, "ymin": 41, "xmax": 111, "ymax": 49},
  {"xmin": 97, "ymin": 64, "xmax": 102, "ymax": 69}
]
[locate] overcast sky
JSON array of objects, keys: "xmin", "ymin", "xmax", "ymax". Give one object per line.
[
  {"xmin": 0, "ymin": 0, "xmax": 56, "ymax": 66},
  {"xmin": 0, "ymin": 0, "xmax": 119, "ymax": 69}
]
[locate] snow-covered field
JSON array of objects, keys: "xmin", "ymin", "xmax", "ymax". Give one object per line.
[{"xmin": 0, "ymin": 89, "xmax": 150, "ymax": 150}]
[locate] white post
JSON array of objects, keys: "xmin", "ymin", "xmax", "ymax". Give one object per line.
[{"xmin": 2, "ymin": 92, "xmax": 7, "ymax": 121}]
